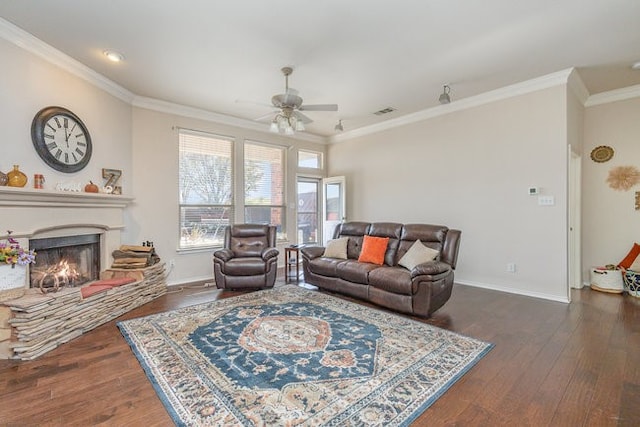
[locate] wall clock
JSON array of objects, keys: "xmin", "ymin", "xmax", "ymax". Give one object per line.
[{"xmin": 31, "ymin": 106, "xmax": 92, "ymax": 173}]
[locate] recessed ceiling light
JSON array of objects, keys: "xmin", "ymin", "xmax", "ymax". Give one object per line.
[
  {"xmin": 632, "ymin": 61, "xmax": 640, "ymax": 70},
  {"xmin": 103, "ymin": 50, "xmax": 124, "ymax": 63}
]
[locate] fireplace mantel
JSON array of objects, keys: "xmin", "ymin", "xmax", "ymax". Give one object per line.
[
  {"xmin": 0, "ymin": 186, "xmax": 134, "ymax": 208},
  {"xmin": 0, "ymin": 187, "xmax": 133, "ymax": 271}
]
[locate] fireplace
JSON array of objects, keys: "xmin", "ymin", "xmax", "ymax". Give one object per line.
[{"xmin": 29, "ymin": 234, "xmax": 100, "ymax": 290}]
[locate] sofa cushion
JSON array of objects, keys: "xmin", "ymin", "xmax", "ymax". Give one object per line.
[
  {"xmin": 323, "ymin": 237, "xmax": 349, "ymax": 259},
  {"xmin": 368, "ymin": 267, "xmax": 413, "ymax": 295},
  {"xmin": 337, "ymin": 259, "xmax": 380, "ymax": 285},
  {"xmin": 224, "ymin": 257, "xmax": 266, "ymax": 275},
  {"xmin": 398, "ymin": 240, "xmax": 439, "ymax": 270},
  {"xmin": 358, "ymin": 235, "xmax": 389, "ymax": 265},
  {"xmin": 308, "ymin": 257, "xmax": 344, "ymax": 277}
]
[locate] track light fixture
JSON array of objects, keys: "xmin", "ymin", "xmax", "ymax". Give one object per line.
[
  {"xmin": 439, "ymin": 85, "xmax": 451, "ymax": 104},
  {"xmin": 334, "ymin": 119, "xmax": 344, "ymax": 132}
]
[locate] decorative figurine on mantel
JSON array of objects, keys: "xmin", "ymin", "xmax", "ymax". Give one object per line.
[{"xmin": 7, "ymin": 165, "xmax": 27, "ymax": 187}]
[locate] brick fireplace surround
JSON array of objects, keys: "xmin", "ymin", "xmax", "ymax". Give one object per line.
[{"xmin": 0, "ymin": 186, "xmax": 166, "ymax": 359}]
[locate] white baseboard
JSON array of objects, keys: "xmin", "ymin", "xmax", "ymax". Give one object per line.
[{"xmin": 456, "ymin": 279, "xmax": 570, "ymax": 304}]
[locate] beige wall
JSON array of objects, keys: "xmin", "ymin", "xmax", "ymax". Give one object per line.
[
  {"xmin": 328, "ymin": 86, "xmax": 570, "ymax": 301},
  {"xmin": 128, "ymin": 107, "xmax": 327, "ymax": 285},
  {"xmin": 6, "ymin": 30, "xmax": 640, "ymax": 298},
  {"xmin": 0, "ymin": 38, "xmax": 132, "ymax": 188},
  {"xmin": 583, "ymin": 97, "xmax": 640, "ymax": 277}
]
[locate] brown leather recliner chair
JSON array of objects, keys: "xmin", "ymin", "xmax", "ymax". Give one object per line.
[{"xmin": 213, "ymin": 224, "xmax": 279, "ymax": 290}]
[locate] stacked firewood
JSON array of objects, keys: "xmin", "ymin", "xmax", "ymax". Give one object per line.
[{"xmin": 111, "ymin": 243, "xmax": 160, "ymax": 269}]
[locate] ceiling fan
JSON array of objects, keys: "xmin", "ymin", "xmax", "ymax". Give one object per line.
[{"xmin": 260, "ymin": 67, "xmax": 338, "ymax": 134}]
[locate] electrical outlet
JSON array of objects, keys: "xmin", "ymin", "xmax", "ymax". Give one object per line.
[
  {"xmin": 169, "ymin": 259, "xmax": 176, "ymax": 268},
  {"xmin": 506, "ymin": 263, "xmax": 516, "ymax": 273}
]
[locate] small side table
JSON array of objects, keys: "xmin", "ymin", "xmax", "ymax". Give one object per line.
[{"xmin": 285, "ymin": 246, "xmax": 301, "ymax": 283}]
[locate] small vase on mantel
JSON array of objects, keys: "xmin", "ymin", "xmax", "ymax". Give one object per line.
[{"xmin": 7, "ymin": 165, "xmax": 27, "ymax": 187}]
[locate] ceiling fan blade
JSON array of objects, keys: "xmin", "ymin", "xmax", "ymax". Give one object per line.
[
  {"xmin": 299, "ymin": 104, "xmax": 338, "ymax": 111},
  {"xmin": 254, "ymin": 111, "xmax": 277, "ymax": 122},
  {"xmin": 293, "ymin": 111, "xmax": 313, "ymax": 124}
]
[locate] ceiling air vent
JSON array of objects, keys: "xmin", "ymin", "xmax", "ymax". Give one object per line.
[{"xmin": 373, "ymin": 107, "xmax": 396, "ymax": 116}]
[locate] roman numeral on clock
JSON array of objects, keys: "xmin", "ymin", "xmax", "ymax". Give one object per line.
[
  {"xmin": 47, "ymin": 142, "xmax": 58, "ymax": 151},
  {"xmin": 54, "ymin": 117, "xmax": 62, "ymax": 128},
  {"xmin": 75, "ymin": 148, "xmax": 84, "ymax": 156},
  {"xmin": 72, "ymin": 152, "xmax": 78, "ymax": 162},
  {"xmin": 44, "ymin": 133, "xmax": 54, "ymax": 139},
  {"xmin": 64, "ymin": 153, "xmax": 69, "ymax": 164},
  {"xmin": 55, "ymin": 149, "xmax": 62, "ymax": 159}
]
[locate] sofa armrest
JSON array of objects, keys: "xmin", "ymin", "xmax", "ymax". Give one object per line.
[
  {"xmin": 262, "ymin": 247, "xmax": 279, "ymax": 261},
  {"xmin": 213, "ymin": 248, "xmax": 234, "ymax": 262},
  {"xmin": 410, "ymin": 261, "xmax": 451, "ymax": 278},
  {"xmin": 301, "ymin": 246, "xmax": 325, "ymax": 261}
]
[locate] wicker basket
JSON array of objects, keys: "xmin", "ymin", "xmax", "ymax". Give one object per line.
[
  {"xmin": 623, "ymin": 270, "xmax": 640, "ymax": 298},
  {"xmin": 590, "ymin": 267, "xmax": 624, "ymax": 293},
  {"xmin": 0, "ymin": 264, "xmax": 27, "ymax": 302}
]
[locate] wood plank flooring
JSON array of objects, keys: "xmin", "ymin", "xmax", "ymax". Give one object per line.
[{"xmin": 1, "ymin": 281, "xmax": 639, "ymax": 426}]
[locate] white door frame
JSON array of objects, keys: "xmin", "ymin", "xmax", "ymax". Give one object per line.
[{"xmin": 568, "ymin": 145, "xmax": 582, "ymax": 299}]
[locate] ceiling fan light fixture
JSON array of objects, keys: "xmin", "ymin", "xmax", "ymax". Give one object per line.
[
  {"xmin": 269, "ymin": 120, "xmax": 279, "ymax": 133},
  {"xmin": 439, "ymin": 84, "xmax": 451, "ymax": 104},
  {"xmin": 284, "ymin": 126, "xmax": 295, "ymax": 135},
  {"xmin": 295, "ymin": 120, "xmax": 305, "ymax": 131}
]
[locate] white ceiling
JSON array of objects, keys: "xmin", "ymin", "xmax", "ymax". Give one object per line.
[{"xmin": 1, "ymin": 0, "xmax": 639, "ymax": 138}]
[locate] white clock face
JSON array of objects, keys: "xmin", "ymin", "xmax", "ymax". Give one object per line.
[{"xmin": 43, "ymin": 114, "xmax": 88, "ymax": 165}]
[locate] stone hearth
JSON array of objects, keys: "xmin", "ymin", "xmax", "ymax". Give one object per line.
[{"xmin": 0, "ymin": 263, "xmax": 166, "ymax": 360}]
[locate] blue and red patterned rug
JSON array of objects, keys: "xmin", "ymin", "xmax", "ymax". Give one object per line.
[{"xmin": 118, "ymin": 285, "xmax": 493, "ymax": 426}]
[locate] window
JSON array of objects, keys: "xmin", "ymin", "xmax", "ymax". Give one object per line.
[
  {"xmin": 179, "ymin": 130, "xmax": 233, "ymax": 249},
  {"xmin": 244, "ymin": 142, "xmax": 286, "ymax": 240},
  {"xmin": 298, "ymin": 150, "xmax": 322, "ymax": 169}
]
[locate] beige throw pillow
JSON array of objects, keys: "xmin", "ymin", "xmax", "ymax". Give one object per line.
[
  {"xmin": 398, "ymin": 240, "xmax": 439, "ymax": 270},
  {"xmin": 323, "ymin": 237, "xmax": 349, "ymax": 259}
]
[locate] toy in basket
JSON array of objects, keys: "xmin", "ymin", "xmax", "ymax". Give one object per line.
[
  {"xmin": 623, "ymin": 270, "xmax": 640, "ymax": 297},
  {"xmin": 590, "ymin": 266, "xmax": 624, "ymax": 293}
]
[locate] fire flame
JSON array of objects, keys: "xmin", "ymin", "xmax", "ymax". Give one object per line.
[
  {"xmin": 37, "ymin": 259, "xmax": 81, "ymax": 293},
  {"xmin": 52, "ymin": 260, "xmax": 79, "ymax": 285}
]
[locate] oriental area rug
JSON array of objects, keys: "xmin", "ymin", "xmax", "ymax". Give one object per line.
[{"xmin": 117, "ymin": 285, "xmax": 493, "ymax": 426}]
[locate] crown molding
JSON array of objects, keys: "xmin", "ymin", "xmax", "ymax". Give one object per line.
[
  {"xmin": 567, "ymin": 69, "xmax": 590, "ymax": 105},
  {"xmin": 132, "ymin": 96, "xmax": 326, "ymax": 144},
  {"xmin": 585, "ymin": 83, "xmax": 640, "ymax": 107},
  {"xmin": 329, "ymin": 69, "xmax": 574, "ymax": 143},
  {"xmin": 0, "ymin": 17, "xmax": 326, "ymax": 144},
  {"xmin": 0, "ymin": 17, "xmax": 135, "ymax": 103}
]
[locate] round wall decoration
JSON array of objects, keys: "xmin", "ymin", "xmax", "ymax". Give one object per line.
[
  {"xmin": 31, "ymin": 106, "xmax": 92, "ymax": 173},
  {"xmin": 590, "ymin": 145, "xmax": 614, "ymax": 163}
]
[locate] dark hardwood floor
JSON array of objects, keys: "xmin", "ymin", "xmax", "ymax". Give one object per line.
[{"xmin": 1, "ymin": 279, "xmax": 639, "ymax": 426}]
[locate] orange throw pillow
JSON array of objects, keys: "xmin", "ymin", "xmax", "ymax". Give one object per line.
[
  {"xmin": 358, "ymin": 235, "xmax": 389, "ymax": 265},
  {"xmin": 619, "ymin": 243, "xmax": 640, "ymax": 269}
]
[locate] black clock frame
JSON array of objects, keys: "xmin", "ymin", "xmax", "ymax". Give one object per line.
[{"xmin": 31, "ymin": 106, "xmax": 92, "ymax": 173}]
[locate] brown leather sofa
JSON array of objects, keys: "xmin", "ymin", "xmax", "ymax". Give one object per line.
[
  {"xmin": 213, "ymin": 224, "xmax": 279, "ymax": 290},
  {"xmin": 301, "ymin": 222, "xmax": 461, "ymax": 317}
]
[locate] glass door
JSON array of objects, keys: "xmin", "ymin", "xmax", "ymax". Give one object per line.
[
  {"xmin": 296, "ymin": 177, "xmax": 321, "ymax": 245},
  {"xmin": 322, "ymin": 176, "xmax": 346, "ymax": 245}
]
